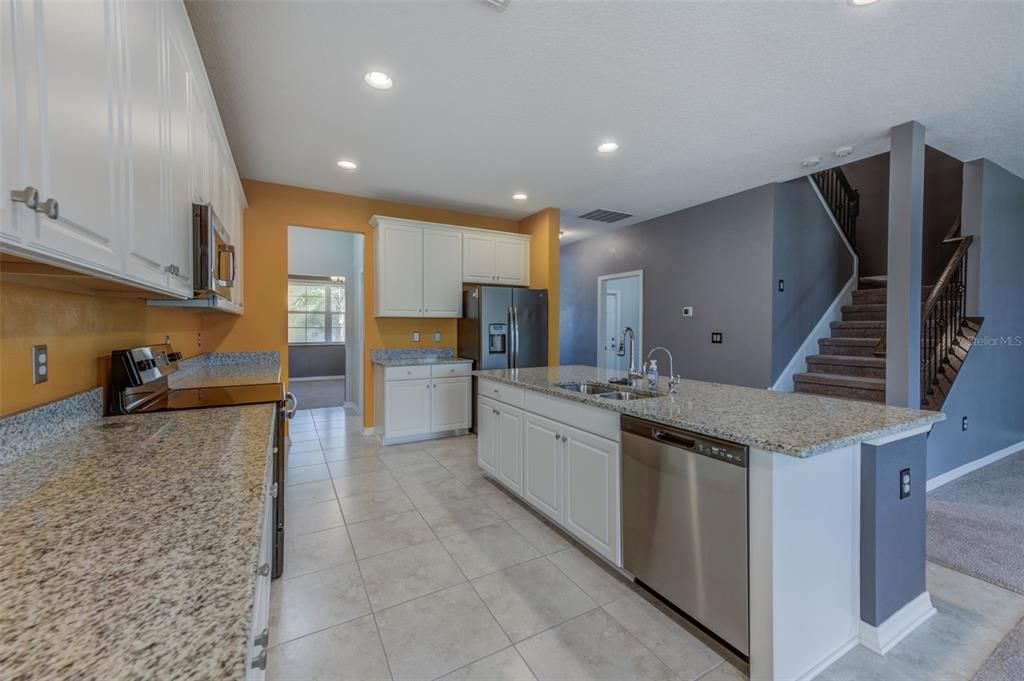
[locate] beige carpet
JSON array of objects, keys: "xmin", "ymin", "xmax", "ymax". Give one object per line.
[{"xmin": 287, "ymin": 378, "xmax": 346, "ymax": 409}]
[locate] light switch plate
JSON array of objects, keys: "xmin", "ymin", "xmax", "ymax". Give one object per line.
[
  {"xmin": 682, "ymin": 307, "xmax": 694, "ymax": 318},
  {"xmin": 711, "ymin": 332, "xmax": 723, "ymax": 344},
  {"xmin": 32, "ymin": 344, "xmax": 48, "ymax": 384}
]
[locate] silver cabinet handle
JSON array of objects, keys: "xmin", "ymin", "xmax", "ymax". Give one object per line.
[
  {"xmin": 251, "ymin": 648, "xmax": 268, "ymax": 670},
  {"xmin": 253, "ymin": 627, "xmax": 269, "ymax": 648},
  {"xmin": 283, "ymin": 392, "xmax": 297, "ymax": 418},
  {"xmin": 258, "ymin": 563, "xmax": 270, "ymax": 576},
  {"xmin": 35, "ymin": 197, "xmax": 59, "ymax": 220},
  {"xmin": 10, "ymin": 186, "xmax": 38, "ymax": 209}
]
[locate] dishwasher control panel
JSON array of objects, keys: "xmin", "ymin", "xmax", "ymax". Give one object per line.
[{"xmin": 621, "ymin": 416, "xmax": 748, "ymax": 467}]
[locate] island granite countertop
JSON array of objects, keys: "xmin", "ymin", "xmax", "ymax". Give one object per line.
[
  {"xmin": 0, "ymin": 404, "xmax": 276, "ymax": 680},
  {"xmin": 372, "ymin": 356, "xmax": 474, "ymax": 368},
  {"xmin": 168, "ymin": 351, "xmax": 281, "ymax": 389},
  {"xmin": 474, "ymin": 365, "xmax": 944, "ymax": 457}
]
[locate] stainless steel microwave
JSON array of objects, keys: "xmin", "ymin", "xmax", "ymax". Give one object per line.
[{"xmin": 193, "ymin": 203, "xmax": 236, "ymax": 301}]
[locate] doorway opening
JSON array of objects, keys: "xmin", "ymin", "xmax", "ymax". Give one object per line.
[
  {"xmin": 286, "ymin": 226, "xmax": 365, "ymax": 412},
  {"xmin": 597, "ymin": 270, "xmax": 644, "ymax": 371}
]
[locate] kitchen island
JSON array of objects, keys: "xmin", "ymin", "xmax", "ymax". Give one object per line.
[{"xmin": 474, "ymin": 365, "xmax": 944, "ymax": 681}]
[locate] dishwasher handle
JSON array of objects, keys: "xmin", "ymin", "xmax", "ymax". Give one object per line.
[{"xmin": 653, "ymin": 430, "xmax": 696, "ymax": 450}]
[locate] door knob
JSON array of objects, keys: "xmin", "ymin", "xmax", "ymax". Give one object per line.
[{"xmin": 10, "ymin": 186, "xmax": 39, "ymax": 209}]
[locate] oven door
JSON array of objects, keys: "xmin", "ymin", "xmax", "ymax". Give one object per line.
[{"xmin": 273, "ymin": 392, "xmax": 298, "ymax": 579}]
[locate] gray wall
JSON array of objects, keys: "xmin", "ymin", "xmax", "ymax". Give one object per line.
[
  {"xmin": 771, "ymin": 179, "xmax": 854, "ymax": 382},
  {"xmin": 289, "ymin": 344, "xmax": 345, "ymax": 378},
  {"xmin": 926, "ymin": 159, "xmax": 1024, "ymax": 479},
  {"xmin": 841, "ymin": 147, "xmax": 963, "ymax": 282},
  {"xmin": 560, "ymin": 185, "xmax": 776, "ymax": 388},
  {"xmin": 861, "ymin": 434, "xmax": 928, "ymax": 625}
]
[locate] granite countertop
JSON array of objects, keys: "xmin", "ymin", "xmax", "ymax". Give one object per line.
[
  {"xmin": 474, "ymin": 365, "xmax": 944, "ymax": 457},
  {"xmin": 0, "ymin": 404, "xmax": 276, "ymax": 680},
  {"xmin": 168, "ymin": 352, "xmax": 281, "ymax": 389},
  {"xmin": 373, "ymin": 356, "xmax": 474, "ymax": 367}
]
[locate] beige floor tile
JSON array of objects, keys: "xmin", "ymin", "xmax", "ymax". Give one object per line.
[
  {"xmin": 267, "ymin": 614, "xmax": 391, "ymax": 681},
  {"xmin": 516, "ymin": 608, "xmax": 677, "ymax": 681},
  {"xmin": 332, "ymin": 471, "xmax": 399, "ymax": 499},
  {"xmin": 698, "ymin": 663, "xmax": 747, "ymax": 681},
  {"xmin": 380, "ymin": 451, "xmax": 437, "ymax": 471},
  {"xmin": 456, "ymin": 472, "xmax": 502, "ymax": 496},
  {"xmin": 285, "ymin": 428, "xmax": 319, "ymax": 443},
  {"xmin": 283, "ymin": 479, "xmax": 336, "ymax": 510},
  {"xmin": 440, "ymin": 461, "xmax": 483, "ymax": 480},
  {"xmin": 360, "ymin": 540, "xmax": 466, "ymax": 611},
  {"xmin": 339, "ymin": 487, "xmax": 415, "ymax": 524},
  {"xmin": 284, "ymin": 463, "xmax": 330, "ymax": 486},
  {"xmin": 288, "ymin": 499, "xmax": 345, "ymax": 535},
  {"xmin": 286, "ymin": 449, "xmax": 326, "ymax": 468},
  {"xmin": 478, "ymin": 491, "xmax": 532, "ymax": 520},
  {"xmin": 472, "ymin": 557, "xmax": 597, "ymax": 642},
  {"xmin": 431, "ymin": 449, "xmax": 478, "ymax": 466},
  {"xmin": 437, "ymin": 646, "xmax": 537, "ymax": 681},
  {"xmin": 327, "ymin": 455, "xmax": 388, "ymax": 478},
  {"xmin": 286, "ymin": 439, "xmax": 325, "ymax": 455},
  {"xmin": 269, "ymin": 562, "xmax": 370, "ymax": 646},
  {"xmin": 376, "ymin": 583, "xmax": 510, "ymax": 681},
  {"xmin": 441, "ymin": 522, "xmax": 542, "ymax": 579},
  {"xmin": 323, "ymin": 444, "xmax": 381, "ymax": 462},
  {"xmin": 603, "ymin": 591, "xmax": 722, "ymax": 680},
  {"xmin": 507, "ymin": 515, "xmax": 571, "ymax": 554},
  {"xmin": 381, "ymin": 442, "xmax": 433, "ymax": 455},
  {"xmin": 391, "ymin": 461, "xmax": 454, "ymax": 485},
  {"xmin": 319, "ymin": 435, "xmax": 379, "ymax": 453},
  {"xmin": 548, "ymin": 547, "xmax": 633, "ymax": 605},
  {"xmin": 401, "ymin": 477, "xmax": 476, "ymax": 508},
  {"xmin": 347, "ymin": 510, "xmax": 435, "ymax": 559},
  {"xmin": 282, "ymin": 526, "xmax": 355, "ymax": 579},
  {"xmin": 418, "ymin": 497, "xmax": 505, "ymax": 538}
]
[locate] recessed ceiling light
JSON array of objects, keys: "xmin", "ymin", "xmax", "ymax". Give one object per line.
[
  {"xmin": 512, "ymin": 193, "xmax": 528, "ymax": 201},
  {"xmin": 363, "ymin": 71, "xmax": 393, "ymax": 90},
  {"xmin": 800, "ymin": 157, "xmax": 822, "ymax": 169},
  {"xmin": 848, "ymin": 0, "xmax": 880, "ymax": 5},
  {"xmin": 337, "ymin": 160, "xmax": 358, "ymax": 170},
  {"xmin": 834, "ymin": 146, "xmax": 855, "ymax": 158},
  {"xmin": 597, "ymin": 141, "xmax": 619, "ymax": 153}
]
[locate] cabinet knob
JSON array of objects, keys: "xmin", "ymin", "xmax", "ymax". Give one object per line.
[
  {"xmin": 253, "ymin": 627, "xmax": 269, "ymax": 648},
  {"xmin": 35, "ymin": 197, "xmax": 59, "ymax": 220},
  {"xmin": 258, "ymin": 562, "xmax": 270, "ymax": 576},
  {"xmin": 251, "ymin": 648, "xmax": 268, "ymax": 670},
  {"xmin": 10, "ymin": 186, "xmax": 39, "ymax": 209}
]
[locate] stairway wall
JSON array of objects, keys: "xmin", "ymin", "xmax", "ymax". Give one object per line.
[
  {"xmin": 927, "ymin": 159, "xmax": 1024, "ymax": 480},
  {"xmin": 771, "ymin": 178, "xmax": 855, "ymax": 384}
]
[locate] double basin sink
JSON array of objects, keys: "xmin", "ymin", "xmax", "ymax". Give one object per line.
[{"xmin": 552, "ymin": 381, "xmax": 661, "ymax": 402}]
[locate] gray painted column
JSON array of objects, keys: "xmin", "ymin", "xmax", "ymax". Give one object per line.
[{"xmin": 886, "ymin": 122, "xmax": 926, "ymax": 408}]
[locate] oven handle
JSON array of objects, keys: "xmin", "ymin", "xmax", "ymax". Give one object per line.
[{"xmin": 282, "ymin": 392, "xmax": 298, "ymax": 419}]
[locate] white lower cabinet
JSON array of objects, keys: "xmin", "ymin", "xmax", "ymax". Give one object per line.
[
  {"xmin": 477, "ymin": 387, "xmax": 622, "ymax": 565},
  {"xmin": 245, "ymin": 451, "xmax": 274, "ymax": 681},
  {"xmin": 376, "ymin": 363, "xmax": 471, "ymax": 445}
]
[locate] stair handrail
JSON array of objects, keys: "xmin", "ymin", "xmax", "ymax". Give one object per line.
[{"xmin": 811, "ymin": 167, "xmax": 860, "ymax": 255}]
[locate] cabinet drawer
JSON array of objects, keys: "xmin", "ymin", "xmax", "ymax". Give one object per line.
[
  {"xmin": 384, "ymin": 365, "xmax": 432, "ymax": 381},
  {"xmin": 478, "ymin": 378, "xmax": 524, "ymax": 408},
  {"xmin": 431, "ymin": 362, "xmax": 472, "ymax": 378},
  {"xmin": 524, "ymin": 391, "xmax": 620, "ymax": 441}
]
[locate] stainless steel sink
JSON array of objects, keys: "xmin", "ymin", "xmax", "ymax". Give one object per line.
[
  {"xmin": 553, "ymin": 381, "xmax": 618, "ymax": 396},
  {"xmin": 597, "ymin": 390, "xmax": 661, "ymax": 401}
]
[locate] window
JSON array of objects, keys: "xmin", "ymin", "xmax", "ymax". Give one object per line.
[{"xmin": 288, "ymin": 277, "xmax": 345, "ymax": 344}]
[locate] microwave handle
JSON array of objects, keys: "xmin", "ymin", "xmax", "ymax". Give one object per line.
[{"xmin": 215, "ymin": 243, "xmax": 236, "ymax": 288}]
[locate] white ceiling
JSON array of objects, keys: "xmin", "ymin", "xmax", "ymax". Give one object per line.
[{"xmin": 186, "ymin": 0, "xmax": 1023, "ymax": 244}]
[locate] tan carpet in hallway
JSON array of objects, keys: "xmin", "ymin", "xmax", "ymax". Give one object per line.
[{"xmin": 288, "ymin": 378, "xmax": 346, "ymax": 409}]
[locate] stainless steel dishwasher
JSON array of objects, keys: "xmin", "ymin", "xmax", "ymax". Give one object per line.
[{"xmin": 621, "ymin": 415, "xmax": 749, "ymax": 655}]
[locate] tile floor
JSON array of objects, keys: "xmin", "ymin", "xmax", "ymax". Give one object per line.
[
  {"xmin": 271, "ymin": 406, "xmax": 1024, "ymax": 681},
  {"xmin": 270, "ymin": 406, "xmax": 738, "ymax": 681}
]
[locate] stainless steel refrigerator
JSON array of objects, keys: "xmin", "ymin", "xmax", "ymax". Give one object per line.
[{"xmin": 459, "ymin": 286, "xmax": 548, "ymax": 429}]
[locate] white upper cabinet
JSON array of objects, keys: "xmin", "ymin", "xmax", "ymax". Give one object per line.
[
  {"xmin": 463, "ymin": 231, "xmax": 530, "ymax": 286},
  {"xmin": 375, "ymin": 219, "xmax": 424, "ymax": 317},
  {"xmin": 1, "ymin": 0, "xmax": 245, "ymax": 301},
  {"xmin": 422, "ymin": 227, "xmax": 462, "ymax": 317}
]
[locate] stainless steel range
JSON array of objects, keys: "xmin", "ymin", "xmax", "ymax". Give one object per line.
[{"xmin": 105, "ymin": 344, "xmax": 294, "ymax": 579}]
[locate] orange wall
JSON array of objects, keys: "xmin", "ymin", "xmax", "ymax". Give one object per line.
[
  {"xmin": 518, "ymin": 208, "xmax": 561, "ymax": 364},
  {"xmin": 0, "ymin": 282, "xmax": 204, "ymax": 416},
  {"xmin": 202, "ymin": 180, "xmax": 523, "ymax": 428}
]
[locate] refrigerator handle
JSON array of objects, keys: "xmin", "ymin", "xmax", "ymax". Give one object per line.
[{"xmin": 513, "ymin": 306, "xmax": 520, "ymax": 369}]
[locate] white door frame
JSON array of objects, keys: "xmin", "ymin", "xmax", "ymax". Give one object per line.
[{"xmin": 596, "ymin": 270, "xmax": 644, "ymax": 370}]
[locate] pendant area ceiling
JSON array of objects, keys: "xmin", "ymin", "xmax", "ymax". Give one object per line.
[{"xmin": 186, "ymin": 0, "xmax": 1023, "ymax": 243}]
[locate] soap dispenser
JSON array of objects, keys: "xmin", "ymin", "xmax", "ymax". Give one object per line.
[{"xmin": 646, "ymin": 359, "xmax": 659, "ymax": 390}]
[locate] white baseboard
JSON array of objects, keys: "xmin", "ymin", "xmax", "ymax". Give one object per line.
[
  {"xmin": 361, "ymin": 426, "xmax": 378, "ymax": 437},
  {"xmin": 927, "ymin": 440, "xmax": 1024, "ymax": 492},
  {"xmin": 343, "ymin": 401, "xmax": 361, "ymax": 414},
  {"xmin": 858, "ymin": 591, "xmax": 936, "ymax": 655},
  {"xmin": 288, "ymin": 375, "xmax": 345, "ymax": 382},
  {"xmin": 795, "ymin": 636, "xmax": 859, "ymax": 681},
  {"xmin": 771, "ymin": 273, "xmax": 856, "ymax": 392}
]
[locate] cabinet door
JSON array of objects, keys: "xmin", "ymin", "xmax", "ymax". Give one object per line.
[
  {"xmin": 431, "ymin": 377, "xmax": 470, "ymax": 432},
  {"xmin": 477, "ymin": 396, "xmax": 498, "ymax": 475},
  {"xmin": 494, "ymin": 236, "xmax": 528, "ymax": 285},
  {"xmin": 164, "ymin": 18, "xmax": 193, "ymax": 296},
  {"xmin": 496, "ymin": 405, "xmax": 524, "ymax": 494},
  {"xmin": 1, "ymin": 0, "xmax": 25, "ymax": 243},
  {"xmin": 563, "ymin": 425, "xmax": 620, "ymax": 563},
  {"xmin": 22, "ymin": 0, "xmax": 122, "ymax": 272},
  {"xmin": 462, "ymin": 233, "xmax": 496, "ymax": 283},
  {"xmin": 523, "ymin": 413, "xmax": 562, "ymax": 522},
  {"xmin": 190, "ymin": 93, "xmax": 211, "ymax": 204},
  {"xmin": 422, "ymin": 228, "xmax": 462, "ymax": 317},
  {"xmin": 123, "ymin": 0, "xmax": 167, "ymax": 288},
  {"xmin": 384, "ymin": 379, "xmax": 431, "ymax": 439},
  {"xmin": 376, "ymin": 222, "xmax": 423, "ymax": 316}
]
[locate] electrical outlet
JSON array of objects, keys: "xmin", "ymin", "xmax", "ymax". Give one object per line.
[
  {"xmin": 164, "ymin": 335, "xmax": 171, "ymax": 345},
  {"xmin": 682, "ymin": 307, "xmax": 694, "ymax": 318},
  {"xmin": 778, "ymin": 279, "xmax": 785, "ymax": 292},
  {"xmin": 197, "ymin": 332, "xmax": 202, "ymax": 348},
  {"xmin": 412, "ymin": 331, "xmax": 421, "ymax": 342},
  {"xmin": 433, "ymin": 331, "xmax": 441, "ymax": 342},
  {"xmin": 962, "ymin": 416, "xmax": 968, "ymax": 432},
  {"xmin": 711, "ymin": 332, "xmax": 723, "ymax": 344},
  {"xmin": 899, "ymin": 468, "xmax": 911, "ymax": 499},
  {"xmin": 32, "ymin": 345, "xmax": 48, "ymax": 384}
]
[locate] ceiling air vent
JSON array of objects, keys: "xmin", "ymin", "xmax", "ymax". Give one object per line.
[
  {"xmin": 482, "ymin": 0, "xmax": 510, "ymax": 10},
  {"xmin": 578, "ymin": 209, "xmax": 633, "ymax": 224}
]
